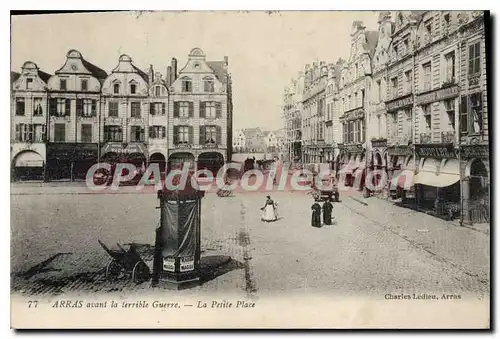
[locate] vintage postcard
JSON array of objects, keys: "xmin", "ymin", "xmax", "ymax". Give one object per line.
[{"xmin": 10, "ymin": 10, "xmax": 490, "ymax": 329}]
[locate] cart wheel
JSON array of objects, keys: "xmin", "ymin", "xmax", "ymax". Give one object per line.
[
  {"xmin": 132, "ymin": 261, "xmax": 150, "ymax": 284},
  {"xmin": 105, "ymin": 259, "xmax": 122, "ymax": 281}
]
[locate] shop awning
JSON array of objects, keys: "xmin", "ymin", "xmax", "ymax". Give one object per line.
[
  {"xmin": 390, "ymin": 169, "xmax": 415, "ymax": 190},
  {"xmin": 414, "ymin": 158, "xmax": 460, "ymax": 188},
  {"xmin": 15, "ymin": 151, "xmax": 44, "ymax": 167},
  {"xmin": 413, "ymin": 171, "xmax": 459, "ymax": 187}
]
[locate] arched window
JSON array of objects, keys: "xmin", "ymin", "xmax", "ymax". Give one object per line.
[
  {"xmin": 113, "ymin": 83, "xmax": 120, "ymax": 94},
  {"xmin": 181, "ymin": 77, "xmax": 192, "ymax": 92}
]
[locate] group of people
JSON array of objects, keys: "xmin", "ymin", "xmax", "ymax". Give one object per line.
[
  {"xmin": 311, "ymin": 198, "xmax": 335, "ymax": 228},
  {"xmin": 260, "ymin": 195, "xmax": 336, "ymax": 227}
]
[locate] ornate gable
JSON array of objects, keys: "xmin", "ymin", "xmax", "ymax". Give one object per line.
[
  {"xmin": 55, "ymin": 50, "xmax": 92, "ymax": 75},
  {"xmin": 13, "ymin": 61, "xmax": 51, "ymax": 92}
]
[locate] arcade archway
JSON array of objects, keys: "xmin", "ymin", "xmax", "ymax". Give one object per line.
[
  {"xmin": 197, "ymin": 152, "xmax": 225, "ymax": 177},
  {"xmin": 469, "ymin": 159, "xmax": 489, "ymax": 201},
  {"xmin": 149, "ymin": 152, "xmax": 166, "ymax": 173},
  {"xmin": 167, "ymin": 152, "xmax": 195, "ymax": 173},
  {"xmin": 12, "ymin": 150, "xmax": 44, "ymax": 181}
]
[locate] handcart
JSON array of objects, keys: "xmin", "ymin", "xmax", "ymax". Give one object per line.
[{"xmin": 98, "ymin": 240, "xmax": 151, "ymax": 283}]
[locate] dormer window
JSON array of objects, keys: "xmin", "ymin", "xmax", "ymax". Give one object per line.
[
  {"xmin": 130, "ymin": 83, "xmax": 136, "ymax": 94},
  {"xmin": 155, "ymin": 86, "xmax": 161, "ymax": 96},
  {"xmin": 81, "ymin": 79, "xmax": 88, "ymax": 91},
  {"xmin": 60, "ymin": 79, "xmax": 67, "ymax": 91},
  {"xmin": 204, "ymin": 77, "xmax": 214, "ymax": 92},
  {"xmin": 182, "ymin": 77, "xmax": 192, "ymax": 92},
  {"xmin": 113, "ymin": 83, "xmax": 120, "ymax": 94},
  {"xmin": 26, "ymin": 78, "xmax": 33, "ymax": 90}
]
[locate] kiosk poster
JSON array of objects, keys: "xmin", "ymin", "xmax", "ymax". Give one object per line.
[
  {"xmin": 163, "ymin": 258, "xmax": 175, "ymax": 272},
  {"xmin": 180, "ymin": 256, "xmax": 195, "ymax": 272},
  {"xmin": 9, "ymin": 10, "xmax": 490, "ymax": 329}
]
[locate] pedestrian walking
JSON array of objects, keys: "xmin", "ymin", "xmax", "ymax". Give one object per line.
[
  {"xmin": 311, "ymin": 198, "xmax": 322, "ymax": 228},
  {"xmin": 322, "ymin": 198, "xmax": 334, "ymax": 226},
  {"xmin": 261, "ymin": 195, "xmax": 278, "ymax": 222}
]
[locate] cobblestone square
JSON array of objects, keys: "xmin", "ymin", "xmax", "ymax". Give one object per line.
[{"xmin": 11, "ymin": 186, "xmax": 490, "ymax": 300}]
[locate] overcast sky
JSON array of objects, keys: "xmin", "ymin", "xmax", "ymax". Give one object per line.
[{"xmin": 11, "ymin": 11, "xmax": 379, "ymax": 131}]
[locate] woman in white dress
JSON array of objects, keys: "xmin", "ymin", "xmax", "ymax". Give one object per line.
[{"xmin": 261, "ymin": 195, "xmax": 278, "ymax": 222}]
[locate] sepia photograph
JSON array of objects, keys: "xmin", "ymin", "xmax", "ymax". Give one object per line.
[{"xmin": 9, "ymin": 9, "xmax": 491, "ymax": 329}]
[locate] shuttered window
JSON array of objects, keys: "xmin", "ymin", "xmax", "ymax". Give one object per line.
[
  {"xmin": 130, "ymin": 126, "xmax": 145, "ymax": 142},
  {"xmin": 104, "ymin": 126, "xmax": 122, "ymax": 142},
  {"xmin": 149, "ymin": 102, "xmax": 166, "ymax": 116},
  {"xmin": 149, "ymin": 126, "xmax": 166, "ymax": 139}
]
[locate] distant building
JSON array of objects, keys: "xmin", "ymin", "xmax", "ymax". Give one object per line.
[
  {"xmin": 233, "ymin": 129, "xmax": 246, "ymax": 152},
  {"xmin": 262, "ymin": 130, "xmax": 278, "ymax": 152},
  {"xmin": 242, "ymin": 127, "xmax": 266, "ymax": 153},
  {"xmin": 282, "ymin": 74, "xmax": 304, "ymax": 162},
  {"xmin": 274, "ymin": 128, "xmax": 287, "ymax": 153}
]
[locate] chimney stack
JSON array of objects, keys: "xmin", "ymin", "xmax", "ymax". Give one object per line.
[
  {"xmin": 171, "ymin": 58, "xmax": 178, "ymax": 83},
  {"xmin": 148, "ymin": 64, "xmax": 154, "ymax": 85},
  {"xmin": 166, "ymin": 66, "xmax": 172, "ymax": 86}
]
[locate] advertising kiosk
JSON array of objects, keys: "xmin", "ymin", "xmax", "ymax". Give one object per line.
[{"xmin": 154, "ymin": 173, "xmax": 205, "ymax": 289}]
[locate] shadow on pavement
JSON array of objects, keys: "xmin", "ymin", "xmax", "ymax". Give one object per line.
[
  {"xmin": 12, "ymin": 246, "xmax": 243, "ymax": 295},
  {"xmin": 199, "ymin": 255, "xmax": 243, "ymax": 284}
]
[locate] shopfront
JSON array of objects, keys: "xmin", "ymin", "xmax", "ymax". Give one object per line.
[
  {"xmin": 337, "ymin": 143, "xmax": 364, "ymax": 187},
  {"xmin": 101, "ymin": 143, "xmax": 148, "ymax": 166},
  {"xmin": 11, "ymin": 143, "xmax": 46, "ymax": 181},
  {"xmin": 413, "ymin": 144, "xmax": 461, "ymax": 220},
  {"xmin": 46, "ymin": 143, "xmax": 98, "ymax": 181},
  {"xmin": 386, "ymin": 145, "xmax": 413, "ymax": 199},
  {"xmin": 369, "ymin": 138, "xmax": 388, "ymax": 194},
  {"xmin": 460, "ymin": 144, "xmax": 490, "ymax": 224}
]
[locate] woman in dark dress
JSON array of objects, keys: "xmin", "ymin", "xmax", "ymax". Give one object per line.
[
  {"xmin": 322, "ymin": 198, "xmax": 333, "ymax": 225},
  {"xmin": 311, "ymin": 198, "xmax": 322, "ymax": 228}
]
